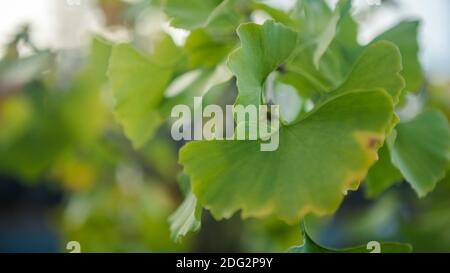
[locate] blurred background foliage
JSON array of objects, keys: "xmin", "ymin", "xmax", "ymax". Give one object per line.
[{"xmin": 0, "ymin": 0, "xmax": 449, "ymax": 252}]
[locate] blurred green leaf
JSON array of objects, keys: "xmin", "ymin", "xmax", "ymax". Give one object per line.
[
  {"xmin": 160, "ymin": 65, "xmax": 232, "ymax": 117},
  {"xmin": 312, "ymin": 0, "xmax": 351, "ymax": 69},
  {"xmin": 365, "ymin": 145, "xmax": 403, "ymax": 198},
  {"xmin": 108, "ymin": 35, "xmax": 182, "ymax": 148},
  {"xmin": 164, "ymin": 0, "xmax": 240, "ymax": 33},
  {"xmin": 169, "ymin": 191, "xmax": 202, "ymax": 243},
  {"xmin": 184, "ymin": 29, "xmax": 235, "ymax": 69},
  {"xmin": 164, "ymin": 0, "xmax": 222, "ymax": 29},
  {"xmin": 0, "ymin": 38, "xmax": 112, "ymax": 180},
  {"xmin": 388, "ymin": 111, "xmax": 450, "ymax": 197},
  {"xmin": 289, "ymin": 224, "xmax": 412, "ymax": 253},
  {"xmin": 0, "ymin": 51, "xmax": 52, "ymax": 93}
]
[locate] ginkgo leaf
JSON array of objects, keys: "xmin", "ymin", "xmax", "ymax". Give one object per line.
[
  {"xmin": 366, "ymin": 110, "xmax": 450, "ymax": 198},
  {"xmin": 373, "ymin": 21, "xmax": 423, "ymax": 93},
  {"xmin": 160, "ymin": 65, "xmax": 232, "ymax": 117},
  {"xmin": 228, "ymin": 20, "xmax": 298, "ymax": 107},
  {"xmin": 285, "ymin": 15, "xmax": 419, "ymax": 102},
  {"xmin": 108, "ymin": 35, "xmax": 182, "ymax": 148},
  {"xmin": 169, "ymin": 191, "xmax": 202, "ymax": 243},
  {"xmin": 365, "ymin": 144, "xmax": 403, "ymax": 198},
  {"xmin": 288, "ymin": 225, "xmax": 412, "ymax": 253},
  {"xmin": 164, "ymin": 0, "xmax": 240, "ymax": 32},
  {"xmin": 335, "ymin": 41, "xmax": 405, "ymax": 105},
  {"xmin": 61, "ymin": 38, "xmax": 112, "ymax": 146},
  {"xmin": 301, "ymin": 0, "xmax": 333, "ymax": 33},
  {"xmin": 388, "ymin": 111, "xmax": 450, "ymax": 197},
  {"xmin": 284, "ymin": 10, "xmax": 389, "ymax": 97},
  {"xmin": 169, "ymin": 174, "xmax": 203, "ymax": 243},
  {"xmin": 184, "ymin": 29, "xmax": 235, "ymax": 69},
  {"xmin": 288, "ymin": 0, "xmax": 353, "ymax": 83},
  {"xmin": 251, "ymin": 1, "xmax": 298, "ymax": 28},
  {"xmin": 313, "ymin": 0, "xmax": 351, "ymax": 69},
  {"xmin": 160, "ymin": 69, "xmax": 215, "ymax": 116},
  {"xmin": 288, "ymin": 41, "xmax": 404, "ymax": 126},
  {"xmin": 181, "ymin": 89, "xmax": 396, "ymax": 222},
  {"xmin": 180, "ymin": 36, "xmax": 403, "ymax": 223},
  {"xmin": 164, "ymin": 0, "xmax": 222, "ymax": 30},
  {"xmin": 327, "ymin": 9, "xmax": 362, "ymax": 78},
  {"xmin": 440, "ymin": 171, "xmax": 450, "ymax": 185},
  {"xmin": 333, "ymin": 11, "xmax": 360, "ymax": 57},
  {"xmin": 204, "ymin": 0, "xmax": 242, "ymax": 34}
]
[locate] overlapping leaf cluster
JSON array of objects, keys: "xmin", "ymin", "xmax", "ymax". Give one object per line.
[
  {"xmin": 0, "ymin": 35, "xmax": 112, "ymax": 185},
  {"xmin": 106, "ymin": 0, "xmax": 450, "ymax": 249}
]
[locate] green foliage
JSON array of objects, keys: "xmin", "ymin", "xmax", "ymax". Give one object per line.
[
  {"xmin": 366, "ymin": 110, "xmax": 450, "ymax": 198},
  {"xmin": 228, "ymin": 20, "xmax": 298, "ymax": 107},
  {"xmin": 288, "ymin": 224, "xmax": 412, "ymax": 253},
  {"xmin": 181, "ymin": 89, "xmax": 395, "ymax": 222},
  {"xmin": 63, "ymin": 180, "xmax": 186, "ymax": 252},
  {"xmin": 373, "ymin": 21, "xmax": 423, "ymax": 93},
  {"xmin": 184, "ymin": 29, "xmax": 235, "ymax": 68},
  {"xmin": 366, "ymin": 145, "xmax": 403, "ymax": 198},
  {"xmin": 164, "ymin": 0, "xmax": 241, "ymax": 33},
  {"xmin": 169, "ymin": 191, "xmax": 202, "ymax": 243},
  {"xmin": 104, "ymin": 0, "xmax": 450, "ymax": 249},
  {"xmin": 2, "ymin": 0, "xmax": 450, "ymax": 253},
  {"xmin": 334, "ymin": 42, "xmax": 405, "ymax": 104},
  {"xmin": 388, "ymin": 111, "xmax": 450, "ymax": 197},
  {"xmin": 180, "ymin": 40, "xmax": 404, "ymax": 223},
  {"xmin": 311, "ymin": 0, "xmax": 351, "ymax": 69},
  {"xmin": 0, "ymin": 38, "xmax": 111, "ymax": 181},
  {"xmin": 108, "ymin": 35, "xmax": 182, "ymax": 148}
]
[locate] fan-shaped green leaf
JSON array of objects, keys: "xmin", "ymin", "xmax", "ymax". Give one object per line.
[
  {"xmin": 228, "ymin": 20, "xmax": 298, "ymax": 107},
  {"xmin": 374, "ymin": 21, "xmax": 423, "ymax": 93},
  {"xmin": 335, "ymin": 41, "xmax": 405, "ymax": 104},
  {"xmin": 181, "ymin": 89, "xmax": 395, "ymax": 222},
  {"xmin": 388, "ymin": 111, "xmax": 450, "ymax": 197},
  {"xmin": 180, "ymin": 37, "xmax": 403, "ymax": 223},
  {"xmin": 108, "ymin": 35, "xmax": 182, "ymax": 148}
]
